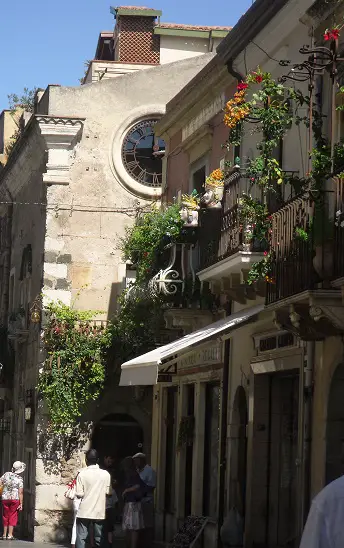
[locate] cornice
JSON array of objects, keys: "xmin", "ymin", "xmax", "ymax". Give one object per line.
[{"xmin": 36, "ymin": 115, "xmax": 85, "ymax": 127}]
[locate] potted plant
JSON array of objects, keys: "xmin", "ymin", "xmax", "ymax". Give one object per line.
[
  {"xmin": 180, "ymin": 190, "xmax": 200, "ymax": 227},
  {"xmin": 202, "ymin": 168, "xmax": 225, "ymax": 209}
]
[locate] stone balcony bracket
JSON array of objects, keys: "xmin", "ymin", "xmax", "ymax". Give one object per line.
[
  {"xmin": 37, "ymin": 116, "xmax": 85, "ymax": 185},
  {"xmin": 198, "ymin": 251, "xmax": 265, "ymax": 304},
  {"xmin": 270, "ymin": 290, "xmax": 344, "ymax": 340}
]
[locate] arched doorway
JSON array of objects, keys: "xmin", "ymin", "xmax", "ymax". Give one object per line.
[
  {"xmin": 229, "ymin": 386, "xmax": 248, "ymax": 519},
  {"xmin": 326, "ymin": 363, "xmax": 344, "ymax": 484},
  {"xmin": 92, "ymin": 413, "xmax": 144, "ymax": 470}
]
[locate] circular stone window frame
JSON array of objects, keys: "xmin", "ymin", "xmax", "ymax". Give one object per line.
[{"xmin": 110, "ymin": 104, "xmax": 166, "ymax": 200}]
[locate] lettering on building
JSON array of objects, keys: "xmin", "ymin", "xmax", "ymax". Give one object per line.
[
  {"xmin": 182, "ymin": 93, "xmax": 226, "ymax": 142},
  {"xmin": 179, "ymin": 343, "xmax": 223, "ymax": 370}
]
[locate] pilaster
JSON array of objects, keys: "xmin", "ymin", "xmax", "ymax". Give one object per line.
[{"xmin": 36, "ymin": 116, "xmax": 85, "ymax": 185}]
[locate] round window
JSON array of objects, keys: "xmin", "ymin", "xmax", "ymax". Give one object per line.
[{"xmin": 121, "ymin": 119, "xmax": 165, "ymax": 188}]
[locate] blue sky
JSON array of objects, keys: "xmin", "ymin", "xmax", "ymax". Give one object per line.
[{"xmin": 0, "ymin": 0, "xmax": 253, "ymax": 110}]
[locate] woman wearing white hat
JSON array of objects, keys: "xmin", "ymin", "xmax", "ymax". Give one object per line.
[{"xmin": 0, "ymin": 461, "xmax": 26, "ymax": 540}]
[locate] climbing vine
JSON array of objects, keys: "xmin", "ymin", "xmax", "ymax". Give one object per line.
[
  {"xmin": 121, "ymin": 203, "xmax": 184, "ymax": 284},
  {"xmin": 224, "ymin": 68, "xmax": 297, "ymax": 189},
  {"xmin": 38, "ymin": 300, "xmax": 112, "ymax": 434}
]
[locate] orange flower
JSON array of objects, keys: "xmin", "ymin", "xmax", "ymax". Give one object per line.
[{"xmin": 223, "ymin": 90, "xmax": 250, "ymax": 129}]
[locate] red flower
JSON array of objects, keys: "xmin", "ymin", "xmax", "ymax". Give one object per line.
[
  {"xmin": 254, "ymin": 74, "xmax": 263, "ymax": 83},
  {"xmin": 324, "ymin": 28, "xmax": 340, "ymax": 41},
  {"xmin": 264, "ymin": 251, "xmax": 268, "ymax": 256},
  {"xmin": 237, "ymin": 82, "xmax": 248, "ymax": 91}
]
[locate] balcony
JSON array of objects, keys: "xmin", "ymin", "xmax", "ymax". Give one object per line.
[
  {"xmin": 266, "ymin": 194, "xmax": 318, "ymax": 305},
  {"xmin": 197, "ymin": 168, "xmax": 266, "ymax": 302}
]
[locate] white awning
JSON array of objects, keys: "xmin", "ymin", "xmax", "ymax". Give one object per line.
[{"xmin": 119, "ymin": 303, "xmax": 264, "ymax": 386}]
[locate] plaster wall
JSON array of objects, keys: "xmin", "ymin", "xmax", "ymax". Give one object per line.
[
  {"xmin": 235, "ymin": 22, "xmax": 310, "ymax": 195},
  {"xmin": 160, "ymin": 35, "xmax": 222, "ymax": 64},
  {"xmin": 84, "ymin": 61, "xmax": 155, "ymax": 84}
]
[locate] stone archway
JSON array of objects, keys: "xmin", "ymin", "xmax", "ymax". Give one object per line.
[
  {"xmin": 92, "ymin": 413, "xmax": 144, "ymax": 470},
  {"xmin": 326, "ymin": 362, "xmax": 344, "ymax": 484},
  {"xmin": 228, "ymin": 386, "xmax": 248, "ymax": 518}
]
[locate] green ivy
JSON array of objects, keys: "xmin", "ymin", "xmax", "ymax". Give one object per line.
[
  {"xmin": 108, "ymin": 289, "xmax": 165, "ymax": 366},
  {"xmin": 121, "ymin": 204, "xmax": 184, "ymax": 284},
  {"xmin": 247, "ymin": 254, "xmax": 272, "ymax": 285},
  {"xmin": 38, "ymin": 301, "xmax": 112, "ymax": 434}
]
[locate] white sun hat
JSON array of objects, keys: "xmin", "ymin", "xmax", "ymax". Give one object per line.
[
  {"xmin": 12, "ymin": 461, "xmax": 26, "ymax": 474},
  {"xmin": 132, "ymin": 453, "xmax": 146, "ymax": 459}
]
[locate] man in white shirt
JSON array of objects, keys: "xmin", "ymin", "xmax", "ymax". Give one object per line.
[
  {"xmin": 300, "ymin": 475, "xmax": 344, "ymax": 548},
  {"xmin": 133, "ymin": 453, "xmax": 156, "ymax": 548},
  {"xmin": 75, "ymin": 449, "xmax": 112, "ymax": 548}
]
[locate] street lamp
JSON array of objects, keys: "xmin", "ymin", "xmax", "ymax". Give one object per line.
[
  {"xmin": 25, "ymin": 389, "xmax": 35, "ymax": 424},
  {"xmin": 30, "ymin": 296, "xmax": 42, "ymax": 324}
]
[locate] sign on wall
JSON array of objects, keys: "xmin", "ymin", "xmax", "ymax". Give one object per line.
[
  {"xmin": 179, "ymin": 342, "xmax": 223, "ymax": 370},
  {"xmin": 182, "ymin": 93, "xmax": 225, "ymax": 142}
]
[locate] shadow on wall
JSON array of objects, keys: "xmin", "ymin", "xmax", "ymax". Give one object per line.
[
  {"xmin": 37, "ymin": 421, "xmax": 92, "ymax": 475},
  {"xmin": 107, "ymin": 281, "xmax": 124, "ymax": 320}
]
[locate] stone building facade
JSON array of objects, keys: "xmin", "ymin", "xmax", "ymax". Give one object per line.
[
  {"xmin": 119, "ymin": 1, "xmax": 344, "ymax": 547},
  {"xmin": 0, "ymin": 5, "xmax": 231, "ymax": 540}
]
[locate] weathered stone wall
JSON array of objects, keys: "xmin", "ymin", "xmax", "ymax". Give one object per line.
[
  {"xmin": 0, "ymin": 123, "xmax": 47, "ymax": 538},
  {"xmin": 0, "ymin": 54, "xmax": 214, "ymax": 542}
]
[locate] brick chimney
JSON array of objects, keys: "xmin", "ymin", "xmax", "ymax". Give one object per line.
[{"xmin": 112, "ymin": 6, "xmax": 161, "ymax": 64}]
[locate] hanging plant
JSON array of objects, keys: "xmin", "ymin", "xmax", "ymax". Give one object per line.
[
  {"xmin": 177, "ymin": 415, "xmax": 195, "ymax": 450},
  {"xmin": 38, "ymin": 300, "xmax": 112, "ymax": 434},
  {"xmin": 247, "ymin": 252, "xmax": 274, "ymax": 285},
  {"xmin": 121, "ymin": 203, "xmax": 184, "ymax": 284}
]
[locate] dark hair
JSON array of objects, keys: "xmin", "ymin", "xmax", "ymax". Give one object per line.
[
  {"xmin": 86, "ymin": 449, "xmax": 98, "ymax": 466},
  {"xmin": 120, "ymin": 456, "xmax": 136, "ymax": 478}
]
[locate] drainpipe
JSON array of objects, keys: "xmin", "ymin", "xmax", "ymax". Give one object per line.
[
  {"xmin": 298, "ymin": 341, "xmax": 315, "ymax": 541},
  {"xmin": 217, "ymin": 303, "xmax": 232, "ymax": 548}
]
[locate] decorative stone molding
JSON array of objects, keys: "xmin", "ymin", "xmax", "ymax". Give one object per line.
[
  {"xmin": 309, "ymin": 292, "xmax": 344, "ymax": 331},
  {"xmin": 37, "ymin": 116, "xmax": 85, "ymax": 185}
]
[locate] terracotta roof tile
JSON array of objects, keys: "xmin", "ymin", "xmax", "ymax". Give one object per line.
[{"xmin": 156, "ymin": 22, "xmax": 232, "ymax": 31}]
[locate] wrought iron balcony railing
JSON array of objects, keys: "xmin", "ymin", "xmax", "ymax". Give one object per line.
[
  {"xmin": 149, "ymin": 242, "xmax": 216, "ymax": 310},
  {"xmin": 334, "ymin": 175, "xmax": 344, "ymax": 279},
  {"xmin": 266, "ymin": 193, "xmax": 317, "ymax": 305},
  {"xmin": 198, "ymin": 168, "xmax": 264, "ymax": 271}
]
